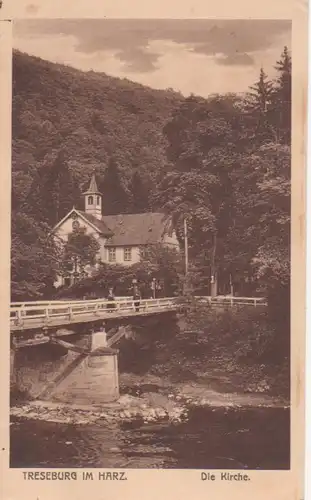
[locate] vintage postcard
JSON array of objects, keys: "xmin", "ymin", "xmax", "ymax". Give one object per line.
[{"xmin": 0, "ymin": 1, "xmax": 307, "ymax": 499}]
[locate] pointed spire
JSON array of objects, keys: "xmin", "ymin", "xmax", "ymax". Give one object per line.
[
  {"xmin": 83, "ymin": 172, "xmax": 101, "ymax": 195},
  {"xmin": 83, "ymin": 171, "xmax": 103, "ymax": 219},
  {"xmin": 89, "ymin": 173, "xmax": 99, "ymax": 192}
]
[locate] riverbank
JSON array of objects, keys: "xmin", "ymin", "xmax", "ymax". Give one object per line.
[
  {"xmin": 117, "ymin": 305, "xmax": 290, "ymax": 405},
  {"xmin": 10, "ymin": 302, "xmax": 290, "ymax": 469},
  {"xmin": 10, "ymin": 303, "xmax": 290, "ymax": 424},
  {"xmin": 10, "ymin": 369, "xmax": 287, "ymax": 427}
]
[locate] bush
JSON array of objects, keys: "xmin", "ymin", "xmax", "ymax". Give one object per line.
[{"xmin": 182, "ymin": 300, "xmax": 288, "ymax": 366}]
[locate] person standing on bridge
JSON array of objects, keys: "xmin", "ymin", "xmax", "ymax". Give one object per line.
[
  {"xmin": 133, "ymin": 285, "xmax": 141, "ymax": 312},
  {"xmin": 106, "ymin": 287, "xmax": 116, "ymax": 311}
]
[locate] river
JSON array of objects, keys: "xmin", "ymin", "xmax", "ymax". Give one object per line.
[{"xmin": 10, "ymin": 405, "xmax": 289, "ymax": 469}]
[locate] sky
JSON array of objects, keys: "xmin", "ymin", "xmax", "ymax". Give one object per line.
[{"xmin": 13, "ymin": 19, "xmax": 291, "ymax": 98}]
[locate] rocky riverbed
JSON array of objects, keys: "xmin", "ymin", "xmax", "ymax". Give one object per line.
[
  {"xmin": 11, "ymin": 373, "xmax": 287, "ymax": 427},
  {"xmin": 10, "ymin": 367, "xmax": 290, "ymax": 469}
]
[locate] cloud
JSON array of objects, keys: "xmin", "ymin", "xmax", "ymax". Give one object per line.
[
  {"xmin": 215, "ymin": 52, "xmax": 254, "ymax": 66},
  {"xmin": 13, "ymin": 19, "xmax": 291, "ymax": 97},
  {"xmin": 14, "ymin": 19, "xmax": 291, "ymax": 73}
]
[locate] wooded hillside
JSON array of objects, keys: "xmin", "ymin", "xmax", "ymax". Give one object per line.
[
  {"xmin": 12, "ymin": 50, "xmax": 182, "ymax": 206},
  {"xmin": 11, "ymin": 48, "xmax": 291, "ymax": 302}
]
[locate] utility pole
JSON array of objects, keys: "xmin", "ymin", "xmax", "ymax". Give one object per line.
[
  {"xmin": 210, "ymin": 232, "xmax": 217, "ymax": 298},
  {"xmin": 184, "ymin": 218, "xmax": 189, "ymax": 275},
  {"xmin": 183, "ymin": 218, "xmax": 189, "ymax": 296},
  {"xmin": 229, "ymin": 273, "xmax": 234, "ymax": 296}
]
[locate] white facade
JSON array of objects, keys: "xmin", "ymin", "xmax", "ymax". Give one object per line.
[
  {"xmin": 105, "ymin": 245, "xmax": 141, "ymax": 266},
  {"xmin": 53, "ymin": 174, "xmax": 180, "ymax": 288}
]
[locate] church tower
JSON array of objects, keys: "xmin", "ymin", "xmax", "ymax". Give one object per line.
[{"xmin": 83, "ymin": 173, "xmax": 102, "ymax": 220}]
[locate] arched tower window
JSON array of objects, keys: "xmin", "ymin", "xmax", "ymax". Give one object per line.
[
  {"xmin": 96, "ymin": 196, "xmax": 100, "ymax": 205},
  {"xmin": 88, "ymin": 195, "xmax": 94, "ymax": 205}
]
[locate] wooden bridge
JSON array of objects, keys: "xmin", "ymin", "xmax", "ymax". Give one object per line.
[
  {"xmin": 10, "ymin": 294, "xmax": 267, "ymax": 403},
  {"xmin": 10, "ymin": 297, "xmax": 180, "ymax": 333},
  {"xmin": 10, "ymin": 295, "xmax": 267, "ymax": 333}
]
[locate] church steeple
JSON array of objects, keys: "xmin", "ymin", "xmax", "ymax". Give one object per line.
[{"xmin": 83, "ymin": 173, "xmax": 102, "ymax": 220}]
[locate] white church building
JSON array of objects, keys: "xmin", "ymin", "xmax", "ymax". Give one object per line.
[{"xmin": 52, "ymin": 173, "xmax": 180, "ymax": 287}]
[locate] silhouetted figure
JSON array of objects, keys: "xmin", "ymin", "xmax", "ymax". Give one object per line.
[
  {"xmin": 133, "ymin": 285, "xmax": 141, "ymax": 312},
  {"xmin": 106, "ymin": 287, "xmax": 116, "ymax": 311}
]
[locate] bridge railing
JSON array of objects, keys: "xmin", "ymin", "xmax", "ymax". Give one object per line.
[
  {"xmin": 11, "ymin": 296, "xmax": 131, "ymax": 307},
  {"xmin": 10, "ymin": 297, "xmax": 179, "ymax": 329},
  {"xmin": 10, "ymin": 295, "xmax": 267, "ymax": 331},
  {"xmin": 195, "ymin": 296, "xmax": 267, "ymax": 307}
]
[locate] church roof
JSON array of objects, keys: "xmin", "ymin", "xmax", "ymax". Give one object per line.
[
  {"xmin": 102, "ymin": 212, "xmax": 171, "ymax": 246},
  {"xmin": 82, "ymin": 173, "xmax": 101, "ymax": 195},
  {"xmin": 55, "ymin": 208, "xmax": 173, "ymax": 246},
  {"xmin": 77, "ymin": 211, "xmax": 113, "ymax": 236}
]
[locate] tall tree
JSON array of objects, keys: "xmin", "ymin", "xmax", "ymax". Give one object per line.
[
  {"xmin": 11, "ymin": 211, "xmax": 60, "ymax": 300},
  {"xmin": 24, "ymin": 149, "xmax": 81, "ymax": 226},
  {"xmin": 271, "ymin": 46, "xmax": 292, "ymax": 144},
  {"xmin": 101, "ymin": 157, "xmax": 129, "ymax": 215},
  {"xmin": 135, "ymin": 243, "xmax": 184, "ymax": 296},
  {"xmin": 129, "ymin": 171, "xmax": 150, "ymax": 213},
  {"xmin": 43, "ymin": 150, "xmax": 81, "ymax": 225},
  {"xmin": 250, "ymin": 143, "xmax": 290, "ymax": 288},
  {"xmin": 246, "ymin": 68, "xmax": 275, "ymax": 143},
  {"xmin": 153, "ymin": 94, "xmax": 244, "ymax": 293},
  {"xmin": 59, "ymin": 226, "xmax": 100, "ymax": 282}
]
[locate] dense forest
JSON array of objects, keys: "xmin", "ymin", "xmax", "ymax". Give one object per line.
[{"xmin": 11, "ymin": 47, "xmax": 291, "ymax": 305}]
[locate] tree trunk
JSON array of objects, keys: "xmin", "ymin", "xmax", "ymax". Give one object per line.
[{"xmin": 210, "ymin": 233, "xmax": 218, "ymax": 297}]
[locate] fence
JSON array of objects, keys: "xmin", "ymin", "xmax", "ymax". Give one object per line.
[{"xmin": 195, "ymin": 296, "xmax": 267, "ymax": 307}]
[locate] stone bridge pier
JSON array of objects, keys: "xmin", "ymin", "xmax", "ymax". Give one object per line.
[
  {"xmin": 11, "ymin": 325, "xmax": 120, "ymax": 405},
  {"xmin": 11, "ymin": 310, "xmax": 178, "ymax": 406}
]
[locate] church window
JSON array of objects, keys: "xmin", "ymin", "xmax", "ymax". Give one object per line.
[
  {"xmin": 124, "ymin": 247, "xmax": 132, "ymax": 261},
  {"xmin": 96, "ymin": 196, "xmax": 100, "ymax": 205},
  {"xmin": 72, "ymin": 220, "xmax": 80, "ymax": 231},
  {"xmin": 88, "ymin": 195, "xmax": 93, "ymax": 205},
  {"xmin": 108, "ymin": 247, "xmax": 116, "ymax": 262}
]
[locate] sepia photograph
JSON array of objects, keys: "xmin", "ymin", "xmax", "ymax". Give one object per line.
[{"xmin": 9, "ymin": 18, "xmax": 292, "ymax": 470}]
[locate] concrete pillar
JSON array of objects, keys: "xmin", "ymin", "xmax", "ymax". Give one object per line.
[
  {"xmin": 87, "ymin": 348, "xmax": 119, "ymax": 402},
  {"xmin": 49, "ymin": 328, "xmax": 120, "ymax": 405},
  {"xmin": 91, "ymin": 327, "xmax": 107, "ymax": 351}
]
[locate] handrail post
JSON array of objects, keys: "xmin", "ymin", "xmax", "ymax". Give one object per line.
[
  {"xmin": 16, "ymin": 309, "xmax": 23, "ymax": 326},
  {"xmin": 45, "ymin": 307, "xmax": 50, "ymax": 323}
]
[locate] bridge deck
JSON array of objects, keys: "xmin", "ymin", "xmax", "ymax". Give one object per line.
[
  {"xmin": 10, "ymin": 298, "xmax": 179, "ymax": 333},
  {"xmin": 10, "ymin": 295, "xmax": 267, "ymax": 334}
]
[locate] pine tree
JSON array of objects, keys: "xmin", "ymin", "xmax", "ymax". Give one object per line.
[
  {"xmin": 101, "ymin": 158, "xmax": 129, "ymax": 215},
  {"xmin": 43, "ymin": 150, "xmax": 81, "ymax": 225},
  {"xmin": 129, "ymin": 171, "xmax": 149, "ymax": 213},
  {"xmin": 271, "ymin": 46, "xmax": 292, "ymax": 144},
  {"xmin": 24, "ymin": 150, "xmax": 81, "ymax": 226},
  {"xmin": 246, "ymin": 68, "xmax": 274, "ymax": 142}
]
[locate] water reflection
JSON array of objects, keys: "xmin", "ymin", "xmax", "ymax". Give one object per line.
[{"xmin": 10, "ymin": 406, "xmax": 289, "ymax": 469}]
